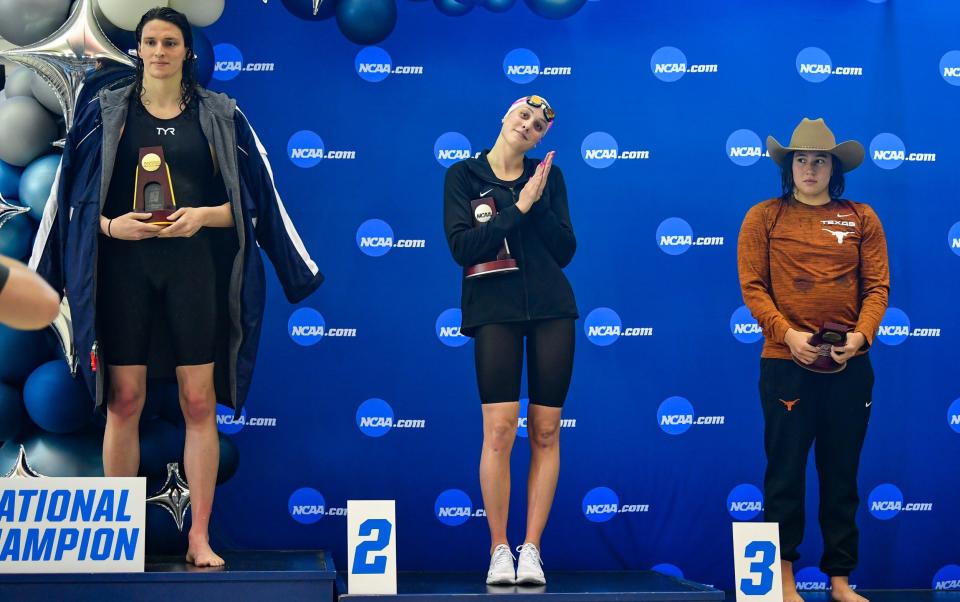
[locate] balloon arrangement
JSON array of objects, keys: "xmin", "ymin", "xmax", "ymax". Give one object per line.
[
  {"xmin": 0, "ymin": 0, "xmax": 237, "ymax": 555},
  {"xmin": 279, "ymin": 0, "xmax": 588, "ymax": 45}
]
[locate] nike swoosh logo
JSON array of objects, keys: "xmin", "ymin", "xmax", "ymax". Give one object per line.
[
  {"xmin": 480, "ymin": 189, "xmax": 494, "ymax": 197},
  {"xmin": 837, "ymin": 213, "xmax": 853, "ymax": 218},
  {"xmin": 865, "ymin": 400, "xmax": 873, "ymax": 407}
]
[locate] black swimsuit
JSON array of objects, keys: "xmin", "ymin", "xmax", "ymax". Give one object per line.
[{"xmin": 98, "ymin": 96, "xmax": 230, "ymax": 367}]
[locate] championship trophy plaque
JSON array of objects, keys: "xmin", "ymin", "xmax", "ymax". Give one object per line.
[
  {"xmin": 794, "ymin": 322, "xmax": 849, "ymax": 373},
  {"xmin": 465, "ymin": 198, "xmax": 519, "ymax": 278},
  {"xmin": 134, "ymin": 146, "xmax": 177, "ymax": 225}
]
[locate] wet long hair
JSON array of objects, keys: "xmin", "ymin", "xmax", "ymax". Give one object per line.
[
  {"xmin": 133, "ymin": 7, "xmax": 198, "ymax": 112},
  {"xmin": 779, "ymin": 151, "xmax": 846, "ymax": 201}
]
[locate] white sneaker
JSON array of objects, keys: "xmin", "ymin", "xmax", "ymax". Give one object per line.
[
  {"xmin": 515, "ymin": 543, "xmax": 545, "ymax": 585},
  {"xmin": 486, "ymin": 544, "xmax": 516, "ymax": 585}
]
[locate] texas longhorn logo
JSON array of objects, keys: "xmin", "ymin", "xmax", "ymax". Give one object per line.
[{"xmin": 780, "ymin": 398, "xmax": 800, "ymax": 411}]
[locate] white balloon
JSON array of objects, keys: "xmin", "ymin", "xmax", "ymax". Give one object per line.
[
  {"xmin": 169, "ymin": 0, "xmax": 224, "ymax": 27},
  {"xmin": 30, "ymin": 72, "xmax": 63, "ymax": 116},
  {"xmin": 97, "ymin": 0, "xmax": 170, "ymax": 32},
  {"xmin": 3, "ymin": 66, "xmax": 33, "ymax": 98}
]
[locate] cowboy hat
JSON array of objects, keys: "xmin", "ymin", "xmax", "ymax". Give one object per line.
[{"xmin": 767, "ymin": 118, "xmax": 864, "ymax": 172}]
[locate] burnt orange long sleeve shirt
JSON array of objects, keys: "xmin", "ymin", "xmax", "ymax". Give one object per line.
[{"xmin": 737, "ymin": 197, "xmax": 890, "ymax": 360}]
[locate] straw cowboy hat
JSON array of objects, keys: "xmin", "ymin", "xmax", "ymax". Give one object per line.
[{"xmin": 767, "ymin": 118, "xmax": 864, "ymax": 172}]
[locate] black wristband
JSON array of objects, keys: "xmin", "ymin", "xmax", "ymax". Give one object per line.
[
  {"xmin": 0, "ymin": 262, "xmax": 9, "ymax": 294},
  {"xmin": 107, "ymin": 218, "xmax": 113, "ymax": 238}
]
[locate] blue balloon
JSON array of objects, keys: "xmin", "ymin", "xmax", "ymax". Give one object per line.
[
  {"xmin": 6, "ymin": 425, "xmax": 104, "ymax": 476},
  {"xmin": 0, "ymin": 213, "xmax": 36, "ymax": 259},
  {"xmin": 216, "ymin": 433, "xmax": 240, "ymax": 484},
  {"xmin": 523, "ymin": 0, "xmax": 586, "ymax": 19},
  {"xmin": 146, "ymin": 379, "xmax": 181, "ymax": 422},
  {"xmin": 0, "ymin": 382, "xmax": 25, "ymax": 441},
  {"xmin": 336, "ymin": 0, "xmax": 397, "ymax": 45},
  {"xmin": 0, "ymin": 159, "xmax": 22, "ymax": 199},
  {"xmin": 139, "ymin": 418, "xmax": 185, "ymax": 478},
  {"xmin": 280, "ymin": 0, "xmax": 338, "ymax": 20},
  {"xmin": 18, "ymin": 154, "xmax": 61, "ymax": 221},
  {"xmin": 192, "ymin": 26, "xmax": 215, "ymax": 87},
  {"xmin": 24, "ymin": 359, "xmax": 95, "ymax": 434},
  {"xmin": 0, "ymin": 324, "xmax": 56, "ymax": 384},
  {"xmin": 483, "ymin": 0, "xmax": 515, "ymax": 11},
  {"xmin": 434, "ymin": 0, "xmax": 474, "ymax": 15}
]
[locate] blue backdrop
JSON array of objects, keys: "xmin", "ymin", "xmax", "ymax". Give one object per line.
[{"xmin": 181, "ymin": 0, "xmax": 958, "ymax": 591}]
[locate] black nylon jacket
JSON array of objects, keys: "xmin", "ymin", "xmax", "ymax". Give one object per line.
[{"xmin": 443, "ymin": 150, "xmax": 578, "ymax": 336}]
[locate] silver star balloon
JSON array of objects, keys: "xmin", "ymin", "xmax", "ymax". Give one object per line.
[
  {"xmin": 2, "ymin": 445, "xmax": 45, "ymax": 479},
  {"xmin": 147, "ymin": 462, "xmax": 191, "ymax": 532},
  {"xmin": 51, "ymin": 296, "xmax": 77, "ymax": 376},
  {"xmin": 0, "ymin": 192, "xmax": 30, "ymax": 230},
  {"xmin": 0, "ymin": 0, "xmax": 135, "ymax": 130},
  {"xmin": 314, "ymin": 0, "xmax": 325, "ymax": 16}
]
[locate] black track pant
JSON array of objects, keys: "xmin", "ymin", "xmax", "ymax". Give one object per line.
[
  {"xmin": 473, "ymin": 319, "xmax": 575, "ymax": 408},
  {"xmin": 759, "ymin": 354, "xmax": 874, "ymax": 576}
]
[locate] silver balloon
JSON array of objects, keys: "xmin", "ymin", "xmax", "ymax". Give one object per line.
[
  {"xmin": 3, "ymin": 66, "xmax": 33, "ymax": 97},
  {"xmin": 0, "ymin": 191, "xmax": 30, "ymax": 229},
  {"xmin": 314, "ymin": 0, "xmax": 326, "ymax": 15},
  {"xmin": 147, "ymin": 462, "xmax": 191, "ymax": 532},
  {"xmin": 99, "ymin": 0, "xmax": 169, "ymax": 31},
  {"xmin": 30, "ymin": 70, "xmax": 63, "ymax": 115},
  {"xmin": 0, "ymin": 0, "xmax": 70, "ymax": 47},
  {"xmin": 50, "ymin": 295, "xmax": 77, "ymax": 375},
  {"xmin": 1, "ymin": 445, "xmax": 45, "ymax": 478},
  {"xmin": 169, "ymin": 0, "xmax": 226, "ymax": 27},
  {"xmin": 0, "ymin": 96, "xmax": 58, "ymax": 166},
  {"xmin": 0, "ymin": 0, "xmax": 136, "ymax": 130}
]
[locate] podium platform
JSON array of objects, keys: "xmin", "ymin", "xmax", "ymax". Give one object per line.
[
  {"xmin": 0, "ymin": 550, "xmax": 336, "ymax": 602},
  {"xmin": 337, "ymin": 570, "xmax": 724, "ymax": 601}
]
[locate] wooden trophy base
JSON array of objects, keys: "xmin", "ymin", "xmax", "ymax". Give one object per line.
[{"xmin": 466, "ymin": 259, "xmax": 519, "ymax": 279}]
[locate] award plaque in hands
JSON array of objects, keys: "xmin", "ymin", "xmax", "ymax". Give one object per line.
[
  {"xmin": 465, "ymin": 198, "xmax": 519, "ymax": 279},
  {"xmin": 133, "ymin": 146, "xmax": 177, "ymax": 225},
  {"xmin": 794, "ymin": 322, "xmax": 849, "ymax": 374}
]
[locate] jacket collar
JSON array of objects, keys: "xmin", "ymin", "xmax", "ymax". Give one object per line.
[
  {"xmin": 98, "ymin": 80, "xmax": 237, "ymax": 120},
  {"xmin": 464, "ymin": 149, "xmax": 541, "ymax": 187}
]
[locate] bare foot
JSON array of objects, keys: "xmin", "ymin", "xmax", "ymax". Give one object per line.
[
  {"xmin": 781, "ymin": 560, "xmax": 805, "ymax": 602},
  {"xmin": 186, "ymin": 533, "xmax": 225, "ymax": 568},
  {"xmin": 831, "ymin": 579, "xmax": 869, "ymax": 602}
]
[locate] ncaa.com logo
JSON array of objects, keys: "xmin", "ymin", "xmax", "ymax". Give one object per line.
[
  {"xmin": 657, "ymin": 396, "xmax": 725, "ymax": 436},
  {"xmin": 650, "ymin": 46, "xmax": 718, "ymax": 82},
  {"xmin": 216, "ymin": 403, "xmax": 277, "ymax": 435},
  {"xmin": 933, "ymin": 565, "xmax": 960, "ymax": 590},
  {"xmin": 355, "ymin": 398, "xmax": 426, "ymax": 438},
  {"xmin": 581, "ymin": 487, "xmax": 649, "ymax": 523},
  {"xmin": 949, "ymin": 221, "xmax": 960, "ymax": 256},
  {"xmin": 727, "ymin": 484, "xmax": 763, "ymax": 520},
  {"xmin": 435, "ymin": 489, "xmax": 485, "ymax": 526},
  {"xmin": 355, "ymin": 47, "xmax": 423, "ymax": 83},
  {"xmin": 516, "ymin": 398, "xmax": 576, "ymax": 438},
  {"xmin": 875, "ymin": 307, "xmax": 941, "ymax": 346},
  {"xmin": 796, "ymin": 47, "xmax": 863, "ymax": 83},
  {"xmin": 948, "ymin": 398, "xmax": 960, "ymax": 434},
  {"xmin": 287, "ymin": 130, "xmax": 356, "ymax": 168},
  {"xmin": 436, "ymin": 308, "xmax": 469, "ymax": 348},
  {"xmin": 656, "ymin": 218, "xmax": 724, "ymax": 255},
  {"xmin": 288, "ymin": 488, "xmax": 346, "ymax": 523},
  {"xmin": 868, "ymin": 483, "xmax": 933, "ymax": 520},
  {"xmin": 288, "ymin": 308, "xmax": 358, "ymax": 346},
  {"xmin": 940, "ymin": 51, "xmax": 960, "ymax": 86},
  {"xmin": 730, "ymin": 305, "xmax": 763, "ymax": 343},
  {"xmin": 356, "ymin": 219, "xmax": 426, "ymax": 257},
  {"xmin": 503, "ymin": 48, "xmax": 571, "ymax": 84},
  {"xmin": 869, "ymin": 133, "xmax": 936, "ymax": 169},
  {"xmin": 213, "ymin": 43, "xmax": 275, "ymax": 81},
  {"xmin": 794, "ymin": 567, "xmax": 858, "ymax": 591},
  {"xmin": 583, "ymin": 307, "xmax": 653, "ymax": 347},
  {"xmin": 435, "ymin": 132, "xmax": 478, "ymax": 168},
  {"xmin": 726, "ymin": 129, "xmax": 769, "ymax": 167},
  {"xmin": 581, "ymin": 132, "xmax": 650, "ymax": 169}
]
